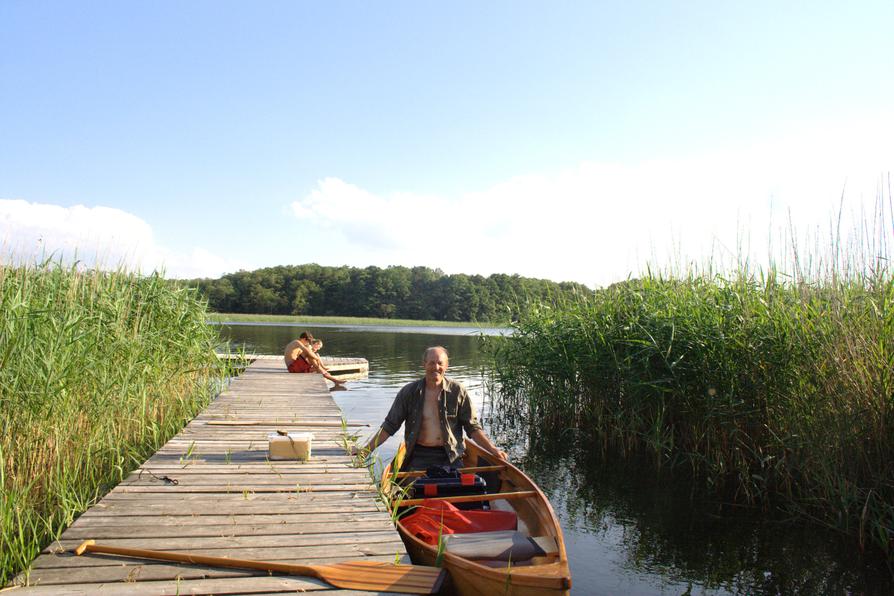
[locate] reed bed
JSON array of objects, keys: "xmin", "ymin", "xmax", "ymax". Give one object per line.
[
  {"xmin": 0, "ymin": 261, "xmax": 225, "ymax": 585},
  {"xmin": 493, "ymin": 205, "xmax": 894, "ymax": 561}
]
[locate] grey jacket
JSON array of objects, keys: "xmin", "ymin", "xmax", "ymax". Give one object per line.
[{"xmin": 381, "ymin": 377, "xmax": 483, "ymax": 463}]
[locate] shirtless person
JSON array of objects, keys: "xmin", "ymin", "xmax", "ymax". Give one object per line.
[
  {"xmin": 284, "ymin": 332, "xmax": 344, "ymax": 386},
  {"xmin": 352, "ymin": 346, "xmax": 506, "ymax": 469}
]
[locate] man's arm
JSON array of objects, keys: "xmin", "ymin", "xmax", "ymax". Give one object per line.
[
  {"xmin": 469, "ymin": 428, "xmax": 508, "ymax": 461},
  {"xmin": 454, "ymin": 383, "xmax": 507, "ymax": 460},
  {"xmin": 350, "ymin": 428, "xmax": 391, "ymax": 456},
  {"xmin": 349, "ymin": 382, "xmax": 412, "ymax": 456}
]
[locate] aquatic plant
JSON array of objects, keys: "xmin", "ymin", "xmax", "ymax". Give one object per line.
[
  {"xmin": 492, "ymin": 191, "xmax": 894, "ymax": 560},
  {"xmin": 0, "ymin": 260, "xmax": 225, "ymax": 584}
]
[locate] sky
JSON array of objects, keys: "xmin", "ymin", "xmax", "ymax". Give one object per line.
[{"xmin": 2, "ymin": 1, "xmax": 893, "ymax": 287}]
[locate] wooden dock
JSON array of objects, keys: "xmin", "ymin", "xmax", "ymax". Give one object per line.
[{"xmin": 11, "ymin": 357, "xmax": 411, "ymax": 595}]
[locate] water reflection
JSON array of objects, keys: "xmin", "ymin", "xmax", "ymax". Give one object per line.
[
  {"xmin": 216, "ymin": 323, "xmax": 893, "ymax": 595},
  {"xmin": 519, "ymin": 446, "xmax": 892, "ymax": 594}
]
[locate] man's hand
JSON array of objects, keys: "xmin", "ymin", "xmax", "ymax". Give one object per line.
[{"xmin": 469, "ymin": 429, "xmax": 508, "ymax": 462}]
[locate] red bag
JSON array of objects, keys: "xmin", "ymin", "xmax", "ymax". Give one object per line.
[{"xmin": 400, "ymin": 499, "xmax": 518, "ymax": 545}]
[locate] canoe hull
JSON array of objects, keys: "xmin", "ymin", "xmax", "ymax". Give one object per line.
[
  {"xmin": 383, "ymin": 441, "xmax": 571, "ymax": 596},
  {"xmin": 399, "ymin": 531, "xmax": 570, "ymax": 596}
]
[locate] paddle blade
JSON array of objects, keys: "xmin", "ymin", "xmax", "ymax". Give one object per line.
[{"xmin": 317, "ymin": 561, "xmax": 447, "ymax": 594}]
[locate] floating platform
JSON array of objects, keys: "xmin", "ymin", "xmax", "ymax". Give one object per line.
[{"xmin": 217, "ymin": 354, "xmax": 370, "ymax": 381}]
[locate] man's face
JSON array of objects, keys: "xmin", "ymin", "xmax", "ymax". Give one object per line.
[{"xmin": 424, "ymin": 350, "xmax": 449, "ymax": 385}]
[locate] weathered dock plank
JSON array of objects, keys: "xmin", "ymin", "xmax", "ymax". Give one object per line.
[
  {"xmin": 10, "ymin": 576, "xmax": 400, "ymax": 595},
  {"xmin": 10, "ymin": 358, "xmax": 411, "ymax": 594}
]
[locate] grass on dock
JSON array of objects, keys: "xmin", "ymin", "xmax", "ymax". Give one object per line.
[{"xmin": 0, "ymin": 261, "xmax": 226, "ymax": 585}]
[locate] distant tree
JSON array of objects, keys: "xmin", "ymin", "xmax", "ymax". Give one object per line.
[
  {"xmin": 291, "ymin": 279, "xmax": 321, "ymax": 315},
  {"xmin": 182, "ymin": 263, "xmax": 591, "ymax": 321}
]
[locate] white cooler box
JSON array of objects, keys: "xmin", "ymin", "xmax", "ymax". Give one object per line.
[{"xmin": 268, "ymin": 431, "xmax": 314, "ymax": 461}]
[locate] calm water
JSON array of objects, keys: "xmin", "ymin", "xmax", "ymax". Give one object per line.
[{"xmin": 216, "ymin": 322, "xmax": 893, "ymax": 595}]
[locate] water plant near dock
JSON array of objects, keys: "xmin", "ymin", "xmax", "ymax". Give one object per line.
[
  {"xmin": 0, "ymin": 260, "xmax": 225, "ymax": 585},
  {"xmin": 492, "ymin": 203, "xmax": 894, "ymax": 562}
]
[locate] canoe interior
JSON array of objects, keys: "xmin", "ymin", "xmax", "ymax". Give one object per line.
[{"xmin": 381, "ymin": 441, "xmax": 571, "ymax": 595}]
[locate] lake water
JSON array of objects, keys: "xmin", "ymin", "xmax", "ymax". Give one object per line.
[{"xmin": 216, "ymin": 322, "xmax": 893, "ymax": 595}]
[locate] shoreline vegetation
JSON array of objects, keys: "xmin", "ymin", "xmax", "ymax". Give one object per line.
[
  {"xmin": 0, "ymin": 261, "xmax": 227, "ymax": 585},
  {"xmin": 183, "ymin": 263, "xmax": 588, "ymax": 323},
  {"xmin": 206, "ymin": 312, "xmax": 497, "ymax": 328},
  {"xmin": 492, "ymin": 205, "xmax": 894, "ymax": 564}
]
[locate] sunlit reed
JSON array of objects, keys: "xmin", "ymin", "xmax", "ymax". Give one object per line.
[
  {"xmin": 492, "ymin": 187, "xmax": 894, "ymax": 560},
  {"xmin": 0, "ymin": 260, "xmax": 226, "ymax": 584}
]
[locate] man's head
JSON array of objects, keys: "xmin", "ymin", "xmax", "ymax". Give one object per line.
[
  {"xmin": 299, "ymin": 331, "xmax": 314, "ymax": 343},
  {"xmin": 423, "ymin": 346, "xmax": 449, "ymax": 387}
]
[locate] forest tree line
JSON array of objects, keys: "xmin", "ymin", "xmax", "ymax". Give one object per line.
[{"xmin": 184, "ymin": 264, "xmax": 591, "ymax": 322}]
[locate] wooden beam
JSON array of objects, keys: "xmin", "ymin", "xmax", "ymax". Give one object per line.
[
  {"xmin": 394, "ymin": 490, "xmax": 536, "ymax": 507},
  {"xmin": 393, "ymin": 465, "xmax": 506, "ymax": 479}
]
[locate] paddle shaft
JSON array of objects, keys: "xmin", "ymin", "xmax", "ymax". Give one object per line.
[
  {"xmin": 74, "ymin": 540, "xmax": 445, "ymax": 594},
  {"xmin": 76, "ymin": 540, "xmax": 322, "ymax": 577}
]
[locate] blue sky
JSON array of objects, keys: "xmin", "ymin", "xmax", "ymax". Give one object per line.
[{"xmin": 2, "ymin": 1, "xmax": 893, "ymax": 286}]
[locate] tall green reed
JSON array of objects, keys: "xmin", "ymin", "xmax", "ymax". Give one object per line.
[
  {"xmin": 492, "ymin": 192, "xmax": 894, "ymax": 560},
  {"xmin": 0, "ymin": 260, "xmax": 225, "ymax": 585}
]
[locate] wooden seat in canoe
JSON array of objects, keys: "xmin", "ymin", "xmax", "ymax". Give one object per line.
[{"xmin": 443, "ymin": 531, "xmax": 559, "ymax": 561}]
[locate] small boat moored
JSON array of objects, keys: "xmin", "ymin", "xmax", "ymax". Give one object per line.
[{"xmin": 381, "ymin": 441, "xmax": 571, "ymax": 595}]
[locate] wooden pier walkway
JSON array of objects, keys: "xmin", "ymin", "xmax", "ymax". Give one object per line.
[{"xmin": 12, "ymin": 357, "xmax": 412, "ymax": 595}]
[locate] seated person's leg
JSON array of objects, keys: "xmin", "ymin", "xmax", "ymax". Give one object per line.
[{"xmin": 288, "ymin": 358, "xmax": 312, "ymax": 373}]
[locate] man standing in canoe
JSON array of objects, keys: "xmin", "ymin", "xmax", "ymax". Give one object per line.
[
  {"xmin": 352, "ymin": 345, "xmax": 506, "ymax": 469},
  {"xmin": 284, "ymin": 332, "xmax": 345, "ymax": 386}
]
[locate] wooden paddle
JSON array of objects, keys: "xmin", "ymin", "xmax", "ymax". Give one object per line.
[{"xmin": 74, "ymin": 540, "xmax": 446, "ymax": 594}]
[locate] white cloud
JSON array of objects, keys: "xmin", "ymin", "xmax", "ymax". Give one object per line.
[
  {"xmin": 291, "ymin": 139, "xmax": 892, "ymax": 287},
  {"xmin": 0, "ymin": 199, "xmax": 246, "ymax": 278},
  {"xmin": 292, "ymin": 177, "xmax": 453, "ymax": 249},
  {"xmin": 0, "ymin": 199, "xmax": 155, "ymax": 268},
  {"xmin": 160, "ymin": 247, "xmax": 253, "ymax": 280}
]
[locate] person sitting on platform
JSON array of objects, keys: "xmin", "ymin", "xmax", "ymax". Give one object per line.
[
  {"xmin": 284, "ymin": 332, "xmax": 344, "ymax": 386},
  {"xmin": 351, "ymin": 345, "xmax": 506, "ymax": 470}
]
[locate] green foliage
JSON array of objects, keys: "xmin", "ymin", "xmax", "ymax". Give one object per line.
[
  {"xmin": 182, "ymin": 264, "xmax": 590, "ymax": 322},
  {"xmin": 0, "ymin": 261, "xmax": 224, "ymax": 585},
  {"xmin": 493, "ymin": 271, "xmax": 894, "ymax": 560}
]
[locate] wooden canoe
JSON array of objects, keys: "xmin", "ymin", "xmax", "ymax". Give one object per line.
[{"xmin": 381, "ymin": 441, "xmax": 571, "ymax": 595}]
